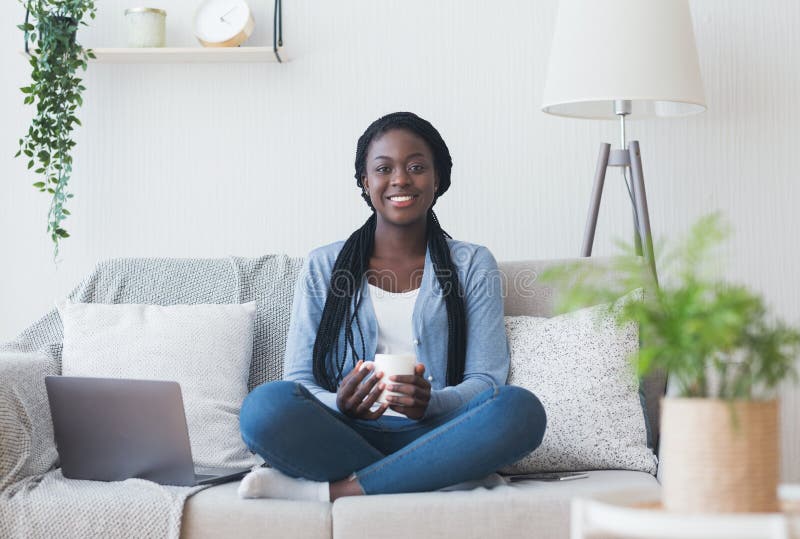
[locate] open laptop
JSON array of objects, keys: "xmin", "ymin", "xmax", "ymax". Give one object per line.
[{"xmin": 45, "ymin": 376, "xmax": 252, "ymax": 487}]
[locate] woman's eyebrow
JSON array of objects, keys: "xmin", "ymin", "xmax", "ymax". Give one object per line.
[{"xmin": 373, "ymin": 152, "xmax": 426, "ymax": 161}]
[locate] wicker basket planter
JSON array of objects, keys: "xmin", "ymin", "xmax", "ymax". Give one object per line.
[{"xmin": 660, "ymin": 397, "xmax": 780, "ymax": 513}]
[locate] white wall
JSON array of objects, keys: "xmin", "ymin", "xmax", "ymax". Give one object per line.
[{"xmin": 2, "ymin": 1, "xmax": 799, "ymax": 479}]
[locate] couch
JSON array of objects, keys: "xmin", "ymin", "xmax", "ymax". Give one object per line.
[{"xmin": 0, "ymin": 254, "xmax": 663, "ymax": 539}]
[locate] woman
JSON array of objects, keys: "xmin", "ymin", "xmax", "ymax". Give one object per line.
[{"xmin": 238, "ymin": 112, "xmax": 546, "ymax": 502}]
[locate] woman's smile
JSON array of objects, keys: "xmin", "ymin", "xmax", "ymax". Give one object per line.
[{"xmin": 387, "ymin": 194, "xmax": 418, "ymax": 208}]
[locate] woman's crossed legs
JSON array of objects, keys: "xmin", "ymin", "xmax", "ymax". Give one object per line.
[{"xmin": 238, "ymin": 380, "xmax": 546, "ymax": 499}]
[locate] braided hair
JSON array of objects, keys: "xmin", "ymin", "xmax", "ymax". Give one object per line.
[{"xmin": 311, "ymin": 112, "xmax": 467, "ymax": 392}]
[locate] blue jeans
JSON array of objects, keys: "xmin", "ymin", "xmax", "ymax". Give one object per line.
[{"xmin": 239, "ymin": 380, "xmax": 547, "ymax": 495}]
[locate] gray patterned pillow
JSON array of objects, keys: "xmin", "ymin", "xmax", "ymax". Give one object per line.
[{"xmin": 500, "ymin": 292, "xmax": 657, "ymax": 475}]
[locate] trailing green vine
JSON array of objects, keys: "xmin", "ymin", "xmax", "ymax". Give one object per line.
[{"xmin": 16, "ymin": 0, "xmax": 96, "ymax": 262}]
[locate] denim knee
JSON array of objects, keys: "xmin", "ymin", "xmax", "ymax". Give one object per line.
[
  {"xmin": 496, "ymin": 385, "xmax": 547, "ymax": 455},
  {"xmin": 239, "ymin": 380, "xmax": 298, "ymax": 450}
]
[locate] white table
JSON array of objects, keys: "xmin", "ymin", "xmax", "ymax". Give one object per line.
[{"xmin": 570, "ymin": 486, "xmax": 800, "ymax": 539}]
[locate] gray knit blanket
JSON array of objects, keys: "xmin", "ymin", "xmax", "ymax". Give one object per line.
[{"xmin": 0, "ymin": 255, "xmax": 303, "ymax": 539}]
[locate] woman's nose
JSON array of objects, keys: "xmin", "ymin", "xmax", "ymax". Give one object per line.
[{"xmin": 391, "ymin": 169, "xmax": 411, "ymax": 185}]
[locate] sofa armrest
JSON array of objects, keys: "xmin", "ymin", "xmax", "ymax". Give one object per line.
[{"xmin": 0, "ymin": 352, "xmax": 58, "ymax": 490}]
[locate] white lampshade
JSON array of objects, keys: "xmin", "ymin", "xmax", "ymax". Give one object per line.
[{"xmin": 542, "ymin": 0, "xmax": 706, "ymax": 119}]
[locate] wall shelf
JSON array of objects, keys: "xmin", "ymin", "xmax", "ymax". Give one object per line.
[
  {"xmin": 20, "ymin": 46, "xmax": 288, "ymax": 64},
  {"xmin": 21, "ymin": 0, "xmax": 285, "ymax": 64}
]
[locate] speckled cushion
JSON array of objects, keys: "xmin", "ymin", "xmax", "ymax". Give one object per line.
[{"xmin": 499, "ymin": 292, "xmax": 658, "ymax": 475}]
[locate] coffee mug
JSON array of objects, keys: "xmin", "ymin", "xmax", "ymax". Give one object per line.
[{"xmin": 362, "ymin": 353, "xmax": 416, "ymax": 404}]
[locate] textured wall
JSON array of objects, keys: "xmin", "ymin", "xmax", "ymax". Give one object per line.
[{"xmin": 1, "ymin": 1, "xmax": 798, "ymax": 479}]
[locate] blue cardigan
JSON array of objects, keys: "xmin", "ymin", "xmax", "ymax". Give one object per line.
[{"xmin": 283, "ymin": 237, "xmax": 510, "ymax": 420}]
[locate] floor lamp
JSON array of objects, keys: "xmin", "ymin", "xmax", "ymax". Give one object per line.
[{"xmin": 541, "ymin": 0, "xmax": 707, "ymax": 283}]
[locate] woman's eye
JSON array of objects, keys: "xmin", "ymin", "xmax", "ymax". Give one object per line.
[
  {"xmin": 376, "ymin": 166, "xmax": 390, "ymax": 173},
  {"xmin": 409, "ymin": 165, "xmax": 425, "ymax": 172}
]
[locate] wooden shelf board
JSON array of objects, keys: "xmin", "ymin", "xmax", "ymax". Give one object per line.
[{"xmin": 20, "ymin": 46, "xmax": 287, "ymax": 64}]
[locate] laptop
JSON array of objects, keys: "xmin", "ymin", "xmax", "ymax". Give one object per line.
[{"xmin": 45, "ymin": 376, "xmax": 252, "ymax": 487}]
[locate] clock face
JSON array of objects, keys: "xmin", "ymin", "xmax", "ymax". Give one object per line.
[{"xmin": 194, "ymin": 0, "xmax": 251, "ymax": 44}]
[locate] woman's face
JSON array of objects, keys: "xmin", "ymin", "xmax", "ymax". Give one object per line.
[{"xmin": 362, "ymin": 128, "xmax": 439, "ymax": 229}]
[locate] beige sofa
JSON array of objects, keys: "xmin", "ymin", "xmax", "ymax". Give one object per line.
[
  {"xmin": 182, "ymin": 257, "xmax": 664, "ymax": 539},
  {"xmin": 0, "ymin": 256, "xmax": 663, "ymax": 538}
]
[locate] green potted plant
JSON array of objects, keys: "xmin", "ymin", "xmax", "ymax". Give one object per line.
[
  {"xmin": 541, "ymin": 212, "xmax": 800, "ymax": 513},
  {"xmin": 16, "ymin": 0, "xmax": 97, "ymax": 262}
]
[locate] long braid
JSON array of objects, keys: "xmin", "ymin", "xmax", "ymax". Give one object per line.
[
  {"xmin": 425, "ymin": 210, "xmax": 466, "ymax": 386},
  {"xmin": 312, "ymin": 214, "xmax": 376, "ymax": 391},
  {"xmin": 312, "ymin": 112, "xmax": 467, "ymax": 391}
]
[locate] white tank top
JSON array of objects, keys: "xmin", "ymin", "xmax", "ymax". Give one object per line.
[
  {"xmin": 367, "ymin": 282, "xmax": 419, "ymax": 354},
  {"xmin": 367, "ymin": 282, "xmax": 420, "ymax": 417}
]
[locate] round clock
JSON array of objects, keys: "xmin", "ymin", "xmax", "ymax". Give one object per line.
[{"xmin": 193, "ymin": 0, "xmax": 254, "ymax": 48}]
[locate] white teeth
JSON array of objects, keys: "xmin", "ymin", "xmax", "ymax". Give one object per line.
[{"xmin": 389, "ymin": 196, "xmax": 414, "ymax": 202}]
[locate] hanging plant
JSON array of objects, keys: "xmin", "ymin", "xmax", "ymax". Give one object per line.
[{"xmin": 15, "ymin": 0, "xmax": 97, "ymax": 262}]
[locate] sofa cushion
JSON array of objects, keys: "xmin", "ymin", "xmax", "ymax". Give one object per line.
[
  {"xmin": 57, "ymin": 300, "xmax": 260, "ymax": 469},
  {"xmin": 330, "ymin": 469, "xmax": 658, "ymax": 539},
  {"xmin": 181, "ymin": 481, "xmax": 332, "ymax": 539},
  {"xmin": 499, "ymin": 292, "xmax": 657, "ymax": 475},
  {"xmin": 180, "ymin": 474, "xmax": 507, "ymax": 538},
  {"xmin": 498, "ymin": 258, "xmax": 666, "ymax": 452}
]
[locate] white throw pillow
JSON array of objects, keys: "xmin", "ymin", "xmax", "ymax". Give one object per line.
[
  {"xmin": 500, "ymin": 293, "xmax": 657, "ymax": 475},
  {"xmin": 56, "ymin": 300, "xmax": 260, "ymax": 469}
]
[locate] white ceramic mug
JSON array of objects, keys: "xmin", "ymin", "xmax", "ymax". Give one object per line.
[{"xmin": 364, "ymin": 353, "xmax": 416, "ymax": 404}]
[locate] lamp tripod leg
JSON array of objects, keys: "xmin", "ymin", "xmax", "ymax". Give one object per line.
[
  {"xmin": 581, "ymin": 143, "xmax": 611, "ymax": 257},
  {"xmin": 630, "ymin": 175, "xmax": 644, "ymax": 257},
  {"xmin": 628, "ymin": 140, "xmax": 658, "ymax": 285}
]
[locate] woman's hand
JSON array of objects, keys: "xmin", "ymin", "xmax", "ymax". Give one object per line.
[
  {"xmin": 385, "ymin": 363, "xmax": 432, "ymax": 420},
  {"xmin": 336, "ymin": 360, "xmax": 390, "ymax": 420}
]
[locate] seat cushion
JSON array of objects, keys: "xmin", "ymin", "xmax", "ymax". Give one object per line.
[
  {"xmin": 181, "ymin": 481, "xmax": 332, "ymax": 539},
  {"xmin": 331, "ymin": 470, "xmax": 659, "ymax": 539}
]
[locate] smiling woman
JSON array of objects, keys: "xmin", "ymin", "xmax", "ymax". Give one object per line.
[
  {"xmin": 365, "ymin": 130, "xmax": 436, "ymax": 220},
  {"xmin": 236, "ymin": 112, "xmax": 548, "ymax": 503}
]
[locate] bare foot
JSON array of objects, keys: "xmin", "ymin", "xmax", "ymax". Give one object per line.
[{"xmin": 329, "ymin": 475, "xmax": 365, "ymax": 501}]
